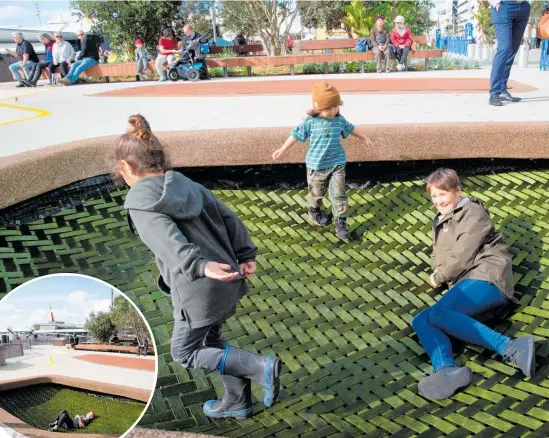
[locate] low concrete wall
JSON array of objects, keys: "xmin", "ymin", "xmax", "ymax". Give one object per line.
[
  {"xmin": 0, "ymin": 350, "xmax": 5, "ymax": 366},
  {"xmin": 52, "ymin": 339, "xmax": 68, "ymax": 346},
  {"xmin": 19, "ymin": 340, "xmax": 32, "ymax": 350},
  {"xmin": 74, "ymin": 344, "xmax": 155, "ymax": 355},
  {"xmin": 0, "ymin": 344, "xmax": 23, "ymax": 360},
  {"xmin": 1, "ymin": 122, "xmax": 548, "ymax": 210}
]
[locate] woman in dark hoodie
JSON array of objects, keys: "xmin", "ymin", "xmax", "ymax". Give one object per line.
[
  {"xmin": 113, "ymin": 115, "xmax": 282, "ymax": 419},
  {"xmin": 412, "ymin": 168, "xmax": 535, "ymax": 401}
]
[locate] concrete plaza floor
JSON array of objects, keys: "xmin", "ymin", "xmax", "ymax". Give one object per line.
[
  {"xmin": 0, "ymin": 66, "xmax": 548, "ymax": 158},
  {"xmin": 0, "ymin": 345, "xmax": 156, "ymax": 391}
]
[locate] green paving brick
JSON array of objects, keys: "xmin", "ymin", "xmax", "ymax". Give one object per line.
[{"xmin": 1, "ymin": 170, "xmax": 549, "ymax": 437}]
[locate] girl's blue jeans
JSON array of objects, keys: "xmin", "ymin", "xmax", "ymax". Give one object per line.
[{"xmin": 412, "ymin": 279, "xmax": 510, "ymax": 371}]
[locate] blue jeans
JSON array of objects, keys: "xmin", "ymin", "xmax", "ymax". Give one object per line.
[
  {"xmin": 9, "ymin": 60, "xmax": 36, "ymax": 82},
  {"xmin": 136, "ymin": 58, "xmax": 148, "ymax": 75},
  {"xmin": 65, "ymin": 57, "xmax": 98, "ymax": 84},
  {"xmin": 490, "ymin": 1, "xmax": 531, "ymax": 95},
  {"xmin": 412, "ymin": 279, "xmax": 510, "ymax": 371}
]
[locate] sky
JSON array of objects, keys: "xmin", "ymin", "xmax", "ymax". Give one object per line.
[
  {"xmin": 0, "ymin": 1, "xmax": 74, "ymax": 27},
  {"xmin": 0, "ymin": 0, "xmax": 448, "ymax": 28},
  {"xmin": 0, "ymin": 275, "xmax": 120, "ymax": 332}
]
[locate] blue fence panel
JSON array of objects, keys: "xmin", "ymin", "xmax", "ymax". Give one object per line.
[{"xmin": 446, "ymin": 36, "xmax": 468, "ymax": 56}]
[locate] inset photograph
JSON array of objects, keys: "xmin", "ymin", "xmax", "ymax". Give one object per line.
[{"xmin": 0, "ymin": 274, "xmax": 157, "ymax": 438}]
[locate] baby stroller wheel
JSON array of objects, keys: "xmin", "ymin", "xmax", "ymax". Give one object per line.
[
  {"xmin": 168, "ymin": 69, "xmax": 180, "ymax": 82},
  {"xmin": 186, "ymin": 68, "xmax": 200, "ymax": 82}
]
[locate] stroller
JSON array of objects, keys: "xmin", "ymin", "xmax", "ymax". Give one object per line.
[{"xmin": 167, "ymin": 35, "xmax": 211, "ymax": 82}]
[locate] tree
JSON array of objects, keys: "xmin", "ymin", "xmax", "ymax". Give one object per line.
[
  {"xmin": 109, "ymin": 296, "xmax": 148, "ymax": 338},
  {"xmin": 297, "ymin": 1, "xmax": 352, "ymax": 36},
  {"xmin": 71, "ymin": 0, "xmax": 185, "ymax": 58},
  {"xmin": 220, "ymin": 0, "xmax": 301, "ymax": 55},
  {"xmin": 474, "ymin": 1, "xmax": 495, "ymax": 44},
  {"xmin": 342, "ymin": 1, "xmax": 435, "ymax": 38},
  {"xmin": 85, "ymin": 311, "xmax": 116, "ymax": 343}
]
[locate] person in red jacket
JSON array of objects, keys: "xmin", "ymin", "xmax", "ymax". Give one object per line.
[{"xmin": 390, "ymin": 15, "xmax": 413, "ymax": 71}]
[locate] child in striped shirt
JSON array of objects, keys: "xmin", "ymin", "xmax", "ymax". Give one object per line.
[{"xmin": 272, "ymin": 82, "xmax": 372, "ymax": 239}]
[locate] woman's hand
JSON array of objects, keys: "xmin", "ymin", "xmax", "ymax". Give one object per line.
[
  {"xmin": 429, "ymin": 272, "xmax": 440, "ymax": 288},
  {"xmin": 239, "ymin": 261, "xmax": 256, "ymax": 279},
  {"xmin": 272, "ymin": 148, "xmax": 285, "ymax": 160},
  {"xmin": 364, "ymin": 136, "xmax": 373, "ymax": 147},
  {"xmin": 204, "ymin": 261, "xmax": 240, "ymax": 281}
]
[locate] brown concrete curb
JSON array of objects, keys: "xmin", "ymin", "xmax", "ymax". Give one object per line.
[
  {"xmin": 127, "ymin": 430, "xmax": 222, "ymax": 438},
  {"xmin": 0, "ymin": 375, "xmax": 150, "ymax": 402},
  {"xmin": 0, "ymin": 375, "xmax": 149, "ymax": 438},
  {"xmin": 1, "ymin": 122, "xmax": 548, "ymax": 210}
]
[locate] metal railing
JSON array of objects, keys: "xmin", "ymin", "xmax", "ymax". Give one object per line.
[{"xmin": 446, "ymin": 36, "xmax": 468, "ymax": 56}]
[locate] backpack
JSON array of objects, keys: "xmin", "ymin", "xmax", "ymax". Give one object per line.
[{"xmin": 355, "ymin": 38, "xmax": 367, "ymax": 52}]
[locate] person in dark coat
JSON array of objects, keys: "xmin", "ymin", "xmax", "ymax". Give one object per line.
[{"xmin": 112, "ymin": 114, "xmax": 282, "ymax": 420}]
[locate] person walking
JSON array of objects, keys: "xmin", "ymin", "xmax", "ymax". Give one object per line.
[{"xmin": 489, "ymin": 0, "xmax": 531, "ymax": 106}]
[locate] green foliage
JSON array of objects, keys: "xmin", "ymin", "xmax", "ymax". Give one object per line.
[
  {"xmin": 84, "ymin": 311, "xmax": 115, "ymax": 343},
  {"xmin": 342, "ymin": 1, "xmax": 435, "ymax": 38},
  {"xmin": 220, "ymin": 1, "xmax": 300, "ymax": 55},
  {"xmin": 109, "ymin": 296, "xmax": 148, "ymax": 338},
  {"xmin": 297, "ymin": 0, "xmax": 352, "ymax": 34},
  {"xmin": 474, "ymin": 1, "xmax": 495, "ymax": 44},
  {"xmin": 71, "ymin": 0, "xmax": 184, "ymax": 58}
]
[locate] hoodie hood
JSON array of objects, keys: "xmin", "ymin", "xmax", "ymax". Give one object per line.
[{"xmin": 124, "ymin": 170, "xmax": 207, "ymax": 220}]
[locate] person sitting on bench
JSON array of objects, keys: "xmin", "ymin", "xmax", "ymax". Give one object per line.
[
  {"xmin": 59, "ymin": 31, "xmax": 99, "ymax": 86},
  {"xmin": 412, "ymin": 168, "xmax": 536, "ymax": 401},
  {"xmin": 49, "ymin": 410, "xmax": 95, "ymax": 431}
]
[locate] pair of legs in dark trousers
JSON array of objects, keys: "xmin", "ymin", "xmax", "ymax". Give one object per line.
[
  {"xmin": 28, "ymin": 61, "xmax": 53, "ymax": 85},
  {"xmin": 489, "ymin": 1, "xmax": 530, "ymax": 98},
  {"xmin": 170, "ymin": 316, "xmax": 282, "ymax": 419},
  {"xmin": 49, "ymin": 61, "xmax": 69, "ymax": 79},
  {"xmin": 52, "ymin": 410, "xmax": 74, "ymax": 430},
  {"xmin": 391, "ymin": 45, "xmax": 410, "ymax": 69}
]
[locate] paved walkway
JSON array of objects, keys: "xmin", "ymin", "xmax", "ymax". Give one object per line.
[
  {"xmin": 74, "ymin": 354, "xmax": 155, "ymax": 372},
  {"xmin": 0, "ymin": 345, "xmax": 156, "ymax": 391},
  {"xmin": 0, "ymin": 67, "xmax": 547, "ymax": 158}
]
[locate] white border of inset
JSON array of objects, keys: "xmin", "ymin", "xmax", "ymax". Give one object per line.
[{"xmin": 0, "ymin": 273, "xmax": 159, "ymax": 438}]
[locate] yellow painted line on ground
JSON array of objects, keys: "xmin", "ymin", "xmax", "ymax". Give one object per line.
[
  {"xmin": 0, "ymin": 102, "xmax": 51, "ymax": 126},
  {"xmin": 0, "ymin": 87, "xmax": 53, "ymax": 102},
  {"xmin": 50, "ymin": 356, "xmax": 55, "ymax": 366}
]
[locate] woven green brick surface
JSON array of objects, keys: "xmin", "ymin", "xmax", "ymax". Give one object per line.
[{"xmin": 1, "ymin": 170, "xmax": 549, "ymax": 437}]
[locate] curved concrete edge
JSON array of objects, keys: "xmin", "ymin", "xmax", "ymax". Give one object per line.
[
  {"xmin": 1, "ymin": 122, "xmax": 548, "ymax": 210},
  {"xmin": 126, "ymin": 430, "xmax": 221, "ymax": 438},
  {"xmin": 0, "ymin": 374, "xmax": 150, "ymax": 402}
]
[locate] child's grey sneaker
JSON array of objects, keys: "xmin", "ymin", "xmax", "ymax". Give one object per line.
[
  {"xmin": 335, "ymin": 218, "xmax": 350, "ymax": 240},
  {"xmin": 308, "ymin": 208, "xmax": 331, "ymax": 226},
  {"xmin": 418, "ymin": 365, "xmax": 473, "ymax": 400},
  {"xmin": 503, "ymin": 335, "xmax": 535, "ymax": 378}
]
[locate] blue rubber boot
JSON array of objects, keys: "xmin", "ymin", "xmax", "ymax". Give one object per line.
[
  {"xmin": 220, "ymin": 344, "xmax": 282, "ymax": 408},
  {"xmin": 203, "ymin": 375, "xmax": 252, "ymax": 420}
]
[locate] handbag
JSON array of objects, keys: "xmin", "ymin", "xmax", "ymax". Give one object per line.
[{"xmin": 539, "ymin": 9, "xmax": 549, "ymax": 39}]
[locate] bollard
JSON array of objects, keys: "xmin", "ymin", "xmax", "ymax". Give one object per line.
[
  {"xmin": 482, "ymin": 44, "xmax": 491, "ymax": 61},
  {"xmin": 467, "ymin": 43, "xmax": 477, "ymax": 59},
  {"xmin": 517, "ymin": 42, "xmax": 529, "ymax": 68},
  {"xmin": 475, "ymin": 44, "xmax": 484, "ymax": 61}
]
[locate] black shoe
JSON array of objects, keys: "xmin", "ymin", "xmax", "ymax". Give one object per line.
[
  {"xmin": 500, "ymin": 91, "xmax": 521, "ymax": 102},
  {"xmin": 308, "ymin": 208, "xmax": 331, "ymax": 227},
  {"xmin": 203, "ymin": 375, "xmax": 253, "ymax": 420},
  {"xmin": 15, "ymin": 81, "xmax": 26, "ymax": 88},
  {"xmin": 335, "ymin": 218, "xmax": 350, "ymax": 240},
  {"xmin": 22, "ymin": 79, "xmax": 35, "ymax": 88},
  {"xmin": 489, "ymin": 94, "xmax": 503, "ymax": 107}
]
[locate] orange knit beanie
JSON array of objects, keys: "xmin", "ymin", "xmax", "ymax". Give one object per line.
[{"xmin": 311, "ymin": 82, "xmax": 342, "ymax": 111}]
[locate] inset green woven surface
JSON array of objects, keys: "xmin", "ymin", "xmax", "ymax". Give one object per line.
[
  {"xmin": 1, "ymin": 171, "xmax": 549, "ymax": 437},
  {"xmin": 0, "ymin": 383, "xmax": 145, "ymax": 434}
]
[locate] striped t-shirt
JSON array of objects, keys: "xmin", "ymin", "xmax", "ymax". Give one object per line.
[{"xmin": 291, "ymin": 115, "xmax": 355, "ymax": 171}]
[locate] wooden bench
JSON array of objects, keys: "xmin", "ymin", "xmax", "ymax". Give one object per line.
[{"xmin": 208, "ymin": 36, "xmax": 442, "ymax": 76}]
